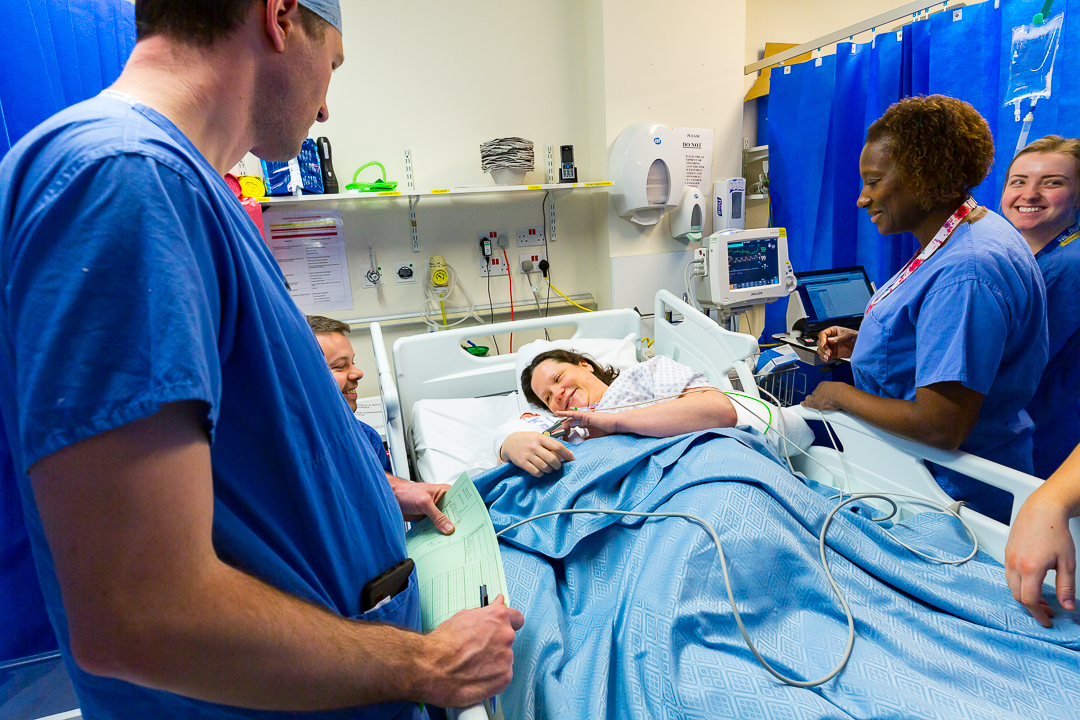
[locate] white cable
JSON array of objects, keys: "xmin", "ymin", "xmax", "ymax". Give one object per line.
[
  {"xmin": 495, "ymin": 491, "xmax": 978, "ymax": 687},
  {"xmin": 496, "ymin": 507, "xmax": 854, "ymax": 688},
  {"xmin": 420, "ymin": 262, "xmax": 484, "ymax": 331}
]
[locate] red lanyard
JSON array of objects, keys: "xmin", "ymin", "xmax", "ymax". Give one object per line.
[{"xmin": 865, "ymin": 197, "xmax": 977, "ymax": 314}]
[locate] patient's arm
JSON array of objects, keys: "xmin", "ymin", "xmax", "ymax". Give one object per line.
[
  {"xmin": 801, "ymin": 380, "xmax": 981, "ymax": 451},
  {"xmin": 1005, "ymin": 444, "xmax": 1080, "ymax": 627},
  {"xmin": 499, "ymin": 432, "xmax": 575, "ymax": 477},
  {"xmin": 556, "ymin": 389, "xmax": 737, "ymax": 438}
]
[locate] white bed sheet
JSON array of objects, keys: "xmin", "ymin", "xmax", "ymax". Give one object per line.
[{"xmin": 411, "ymin": 393, "xmax": 523, "ymax": 484}]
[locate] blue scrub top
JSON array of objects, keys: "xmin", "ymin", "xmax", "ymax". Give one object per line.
[
  {"xmin": 851, "ymin": 210, "xmax": 1048, "ymax": 522},
  {"xmin": 1028, "ymin": 220, "xmax": 1080, "ymax": 479},
  {"xmin": 0, "ymin": 94, "xmax": 423, "ymax": 720}
]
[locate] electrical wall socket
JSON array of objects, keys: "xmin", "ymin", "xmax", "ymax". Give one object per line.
[
  {"xmin": 478, "ymin": 229, "xmax": 509, "ymax": 248},
  {"xmin": 518, "ymin": 251, "xmax": 547, "ymax": 274},
  {"xmin": 393, "ymin": 261, "xmax": 417, "ymax": 284},
  {"xmin": 360, "ymin": 264, "xmax": 384, "ymax": 288},
  {"xmin": 516, "ymin": 225, "xmax": 546, "ymax": 247},
  {"xmin": 480, "ymin": 254, "xmax": 509, "ymax": 278}
]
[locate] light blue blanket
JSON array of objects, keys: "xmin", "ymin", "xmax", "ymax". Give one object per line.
[{"xmin": 472, "ymin": 430, "xmax": 1080, "ymax": 720}]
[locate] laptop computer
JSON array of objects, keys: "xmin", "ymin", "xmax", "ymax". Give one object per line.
[{"xmin": 793, "ymin": 266, "xmax": 875, "ymax": 337}]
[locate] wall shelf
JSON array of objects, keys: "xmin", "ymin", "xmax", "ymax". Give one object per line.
[
  {"xmin": 257, "ymin": 181, "xmax": 613, "ymax": 206},
  {"xmin": 742, "ymin": 144, "xmax": 768, "ymax": 162}
]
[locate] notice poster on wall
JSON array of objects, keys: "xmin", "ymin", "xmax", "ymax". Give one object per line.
[
  {"xmin": 674, "ymin": 127, "xmax": 714, "ymax": 201},
  {"xmin": 263, "ymin": 208, "xmax": 354, "ymax": 313}
]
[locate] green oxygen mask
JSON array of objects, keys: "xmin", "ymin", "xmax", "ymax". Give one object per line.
[{"xmin": 346, "ymin": 161, "xmax": 399, "ymax": 192}]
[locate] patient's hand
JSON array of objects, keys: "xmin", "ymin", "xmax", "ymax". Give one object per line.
[
  {"xmin": 555, "ymin": 409, "xmax": 617, "ymax": 438},
  {"xmin": 1005, "ymin": 486, "xmax": 1077, "ymax": 628},
  {"xmin": 500, "ymin": 432, "xmax": 574, "ymax": 477}
]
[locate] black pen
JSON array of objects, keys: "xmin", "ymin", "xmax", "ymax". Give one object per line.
[{"xmin": 479, "ymin": 585, "xmax": 497, "ymax": 715}]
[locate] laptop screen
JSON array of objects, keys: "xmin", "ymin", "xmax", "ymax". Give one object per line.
[{"xmin": 795, "ymin": 268, "xmax": 873, "ymax": 326}]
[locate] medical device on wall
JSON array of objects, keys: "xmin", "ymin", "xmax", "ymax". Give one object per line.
[
  {"xmin": 713, "ymin": 177, "xmax": 746, "ymax": 231},
  {"xmin": 689, "ymin": 228, "xmax": 796, "ymax": 326},
  {"xmin": 670, "ymin": 186, "xmax": 706, "ymax": 242},
  {"xmin": 608, "ymin": 123, "xmax": 686, "ymax": 226},
  {"xmin": 421, "ymin": 256, "xmax": 483, "ymax": 331}
]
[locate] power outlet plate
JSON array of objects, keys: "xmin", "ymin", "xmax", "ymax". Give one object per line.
[
  {"xmin": 393, "ymin": 261, "xmax": 417, "ymax": 284},
  {"xmin": 517, "ymin": 225, "xmax": 546, "ymax": 247},
  {"xmin": 518, "ymin": 250, "xmax": 548, "ymax": 275},
  {"xmin": 478, "ymin": 229, "xmax": 509, "ymax": 249},
  {"xmin": 480, "ymin": 254, "xmax": 509, "ymax": 278},
  {"xmin": 360, "ymin": 264, "xmax": 384, "ymax": 288}
]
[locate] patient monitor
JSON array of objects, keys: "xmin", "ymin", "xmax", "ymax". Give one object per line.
[{"xmin": 691, "ymin": 228, "xmax": 797, "ymax": 325}]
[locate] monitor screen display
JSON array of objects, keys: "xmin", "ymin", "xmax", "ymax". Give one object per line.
[
  {"xmin": 799, "ymin": 269, "xmax": 872, "ymax": 321},
  {"xmin": 727, "ymin": 237, "xmax": 779, "ymax": 290}
]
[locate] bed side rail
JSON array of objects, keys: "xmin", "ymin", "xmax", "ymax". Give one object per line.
[
  {"xmin": 792, "ymin": 406, "xmax": 1079, "ymax": 569},
  {"xmin": 652, "ymin": 290, "xmax": 759, "ymax": 395},
  {"xmin": 370, "ymin": 322, "xmax": 410, "ymax": 480},
  {"xmin": 392, "ymin": 308, "xmax": 641, "ymax": 431}
]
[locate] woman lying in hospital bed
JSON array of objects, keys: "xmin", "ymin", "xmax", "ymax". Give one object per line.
[{"xmin": 495, "ymin": 343, "xmax": 811, "ymax": 477}]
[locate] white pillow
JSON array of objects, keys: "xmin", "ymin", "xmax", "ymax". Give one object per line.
[{"xmin": 515, "ymin": 333, "xmax": 640, "ymax": 412}]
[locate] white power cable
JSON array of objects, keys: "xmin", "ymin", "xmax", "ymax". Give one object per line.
[{"xmin": 497, "ymin": 506, "xmax": 853, "ymax": 687}]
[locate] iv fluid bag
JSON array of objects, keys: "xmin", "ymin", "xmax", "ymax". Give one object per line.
[{"xmin": 1004, "ymin": 13, "xmax": 1064, "ymax": 112}]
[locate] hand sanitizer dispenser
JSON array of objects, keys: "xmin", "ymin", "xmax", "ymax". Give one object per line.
[
  {"xmin": 713, "ymin": 177, "xmax": 746, "ymax": 231},
  {"xmin": 670, "ymin": 186, "xmax": 706, "ymax": 241},
  {"xmin": 608, "ymin": 123, "xmax": 686, "ymax": 226}
]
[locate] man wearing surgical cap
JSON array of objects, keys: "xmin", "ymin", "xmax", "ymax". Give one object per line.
[{"xmin": 0, "ymin": 1, "xmax": 523, "ymax": 718}]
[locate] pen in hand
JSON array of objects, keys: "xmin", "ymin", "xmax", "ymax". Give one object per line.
[{"xmin": 479, "ymin": 585, "xmax": 497, "ymax": 716}]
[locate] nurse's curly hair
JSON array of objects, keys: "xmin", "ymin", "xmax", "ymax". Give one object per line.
[
  {"xmin": 521, "ymin": 349, "xmax": 620, "ymax": 410},
  {"xmin": 867, "ymin": 95, "xmax": 995, "ymax": 210}
]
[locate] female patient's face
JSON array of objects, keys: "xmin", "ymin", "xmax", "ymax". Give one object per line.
[{"xmin": 531, "ymin": 360, "xmax": 609, "ymax": 413}]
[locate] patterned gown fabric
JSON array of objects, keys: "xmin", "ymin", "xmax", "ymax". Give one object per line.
[{"xmin": 472, "ymin": 430, "xmax": 1080, "ymax": 720}]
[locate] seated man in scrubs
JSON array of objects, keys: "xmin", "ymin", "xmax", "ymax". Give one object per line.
[
  {"xmin": 804, "ymin": 95, "xmax": 1048, "ymax": 524},
  {"xmin": 0, "ymin": 1, "xmax": 522, "ymax": 718},
  {"xmin": 1006, "ymin": 440, "xmax": 1080, "ymax": 627},
  {"xmin": 307, "ymin": 315, "xmax": 453, "ymax": 533},
  {"xmin": 1000, "ymin": 136, "xmax": 1080, "ymax": 479},
  {"xmin": 307, "ymin": 315, "xmax": 389, "ymax": 469}
]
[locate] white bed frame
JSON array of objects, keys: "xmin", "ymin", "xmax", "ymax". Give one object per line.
[{"xmin": 372, "ymin": 290, "xmax": 1079, "ymax": 574}]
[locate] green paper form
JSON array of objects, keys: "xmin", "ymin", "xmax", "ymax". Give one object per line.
[{"xmin": 405, "ymin": 474, "xmax": 510, "ymax": 632}]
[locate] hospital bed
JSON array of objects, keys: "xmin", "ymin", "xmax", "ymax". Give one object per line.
[
  {"xmin": 372, "ymin": 289, "xmax": 1078, "ymax": 568},
  {"xmin": 377, "ymin": 290, "xmax": 1080, "ymax": 719}
]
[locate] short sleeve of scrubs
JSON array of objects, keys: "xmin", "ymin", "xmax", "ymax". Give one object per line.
[
  {"xmin": 912, "ymin": 280, "xmax": 1008, "ymax": 394},
  {"xmin": 4, "ymin": 153, "xmax": 221, "ymax": 470}
]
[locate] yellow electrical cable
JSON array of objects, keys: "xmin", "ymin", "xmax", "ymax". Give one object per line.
[{"xmin": 547, "ymin": 281, "xmax": 593, "ymax": 312}]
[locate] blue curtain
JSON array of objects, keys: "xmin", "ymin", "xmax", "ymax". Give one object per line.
[
  {"xmin": 0, "ymin": 0, "xmax": 135, "ymax": 663},
  {"xmin": 766, "ymin": 0, "xmax": 1077, "ymax": 337},
  {"xmin": 0, "ymin": 0, "xmax": 134, "ymax": 158}
]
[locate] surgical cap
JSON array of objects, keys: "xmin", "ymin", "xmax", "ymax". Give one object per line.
[{"xmin": 298, "ymin": 0, "xmax": 342, "ymax": 34}]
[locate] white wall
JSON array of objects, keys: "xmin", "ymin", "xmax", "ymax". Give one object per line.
[
  {"xmin": 591, "ymin": 0, "xmax": 747, "ymax": 312},
  {"xmin": 284, "ymin": 0, "xmax": 748, "ymax": 396}
]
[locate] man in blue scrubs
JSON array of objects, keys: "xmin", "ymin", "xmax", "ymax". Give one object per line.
[
  {"xmin": 0, "ymin": 1, "xmax": 522, "ymax": 718},
  {"xmin": 307, "ymin": 315, "xmax": 391, "ymax": 470},
  {"xmin": 307, "ymin": 315, "xmax": 455, "ymax": 533}
]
